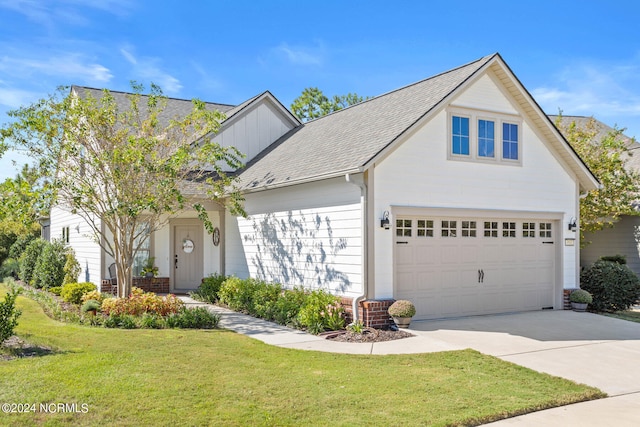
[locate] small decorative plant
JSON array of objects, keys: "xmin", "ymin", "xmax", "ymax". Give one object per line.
[
  {"xmin": 570, "ymin": 289, "xmax": 593, "ymax": 304},
  {"xmin": 141, "ymin": 257, "xmax": 158, "ymax": 278},
  {"xmin": 388, "ymin": 300, "xmax": 416, "ymax": 318},
  {"xmin": 81, "ymin": 299, "xmax": 101, "ymax": 314}
]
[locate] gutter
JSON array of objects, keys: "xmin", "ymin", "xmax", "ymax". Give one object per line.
[{"xmin": 345, "ymin": 173, "xmax": 367, "ymax": 324}]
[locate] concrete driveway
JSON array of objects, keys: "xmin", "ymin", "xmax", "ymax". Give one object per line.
[{"xmin": 409, "ymin": 310, "xmax": 640, "ymax": 425}]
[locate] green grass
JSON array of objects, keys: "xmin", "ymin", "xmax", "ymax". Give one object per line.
[
  {"xmin": 601, "ymin": 310, "xmax": 640, "ymax": 323},
  {"xmin": 0, "ymin": 285, "xmax": 604, "ymax": 426}
]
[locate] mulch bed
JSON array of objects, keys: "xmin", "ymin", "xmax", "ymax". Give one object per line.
[
  {"xmin": 324, "ymin": 328, "xmax": 413, "ymax": 343},
  {"xmin": 0, "ymin": 336, "xmax": 54, "ymax": 361}
]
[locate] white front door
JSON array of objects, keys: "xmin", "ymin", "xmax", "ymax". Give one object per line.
[{"xmin": 173, "ymin": 222, "xmax": 204, "ymax": 291}]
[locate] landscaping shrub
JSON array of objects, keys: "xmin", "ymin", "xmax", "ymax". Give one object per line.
[
  {"xmin": 218, "ymin": 276, "xmax": 260, "ymax": 312},
  {"xmin": 273, "ymin": 286, "xmax": 308, "ymax": 326},
  {"xmin": 32, "ymin": 239, "xmax": 66, "ymax": 289},
  {"xmin": 190, "ymin": 273, "xmax": 227, "ymax": 303},
  {"xmin": 165, "ymin": 306, "xmax": 220, "ymax": 329},
  {"xmin": 48, "ymin": 286, "xmax": 62, "ymax": 296},
  {"xmin": 101, "ymin": 292, "xmax": 183, "ymax": 316},
  {"xmin": 81, "ymin": 299, "xmax": 101, "ymax": 313},
  {"xmin": 104, "ymin": 314, "xmax": 138, "ymax": 329},
  {"xmin": 81, "ymin": 290, "xmax": 109, "ymax": 305},
  {"xmin": 139, "ymin": 312, "xmax": 165, "ymax": 329},
  {"xmin": 581, "ymin": 259, "xmax": 640, "ymax": 312},
  {"xmin": 61, "ymin": 282, "xmax": 97, "ymax": 305},
  {"xmin": 8, "ymin": 233, "xmax": 36, "ymax": 260},
  {"xmin": 0, "ymin": 257, "xmax": 20, "ymax": 279},
  {"xmin": 297, "ymin": 289, "xmax": 345, "ymax": 334},
  {"xmin": 19, "ymin": 238, "xmax": 47, "ymax": 285},
  {"xmin": 599, "ymin": 254, "xmax": 627, "ymax": 264},
  {"xmin": 63, "ymin": 249, "xmax": 81, "ymax": 284},
  {"xmin": 0, "ymin": 288, "xmax": 22, "ymax": 344},
  {"xmin": 251, "ymin": 281, "xmax": 282, "ymax": 320}
]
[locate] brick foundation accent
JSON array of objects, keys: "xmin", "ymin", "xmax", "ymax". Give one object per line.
[
  {"xmin": 563, "ymin": 288, "xmax": 579, "ymax": 310},
  {"xmin": 101, "ymin": 277, "xmax": 170, "ymax": 294},
  {"xmin": 340, "ymin": 297, "xmax": 396, "ymax": 328}
]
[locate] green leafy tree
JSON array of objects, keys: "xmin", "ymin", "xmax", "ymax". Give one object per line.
[
  {"xmin": 555, "ymin": 116, "xmax": 640, "ymax": 237},
  {"xmin": 1, "ymin": 83, "xmax": 244, "ymax": 297},
  {"xmin": 290, "ymin": 87, "xmax": 368, "ymax": 122}
]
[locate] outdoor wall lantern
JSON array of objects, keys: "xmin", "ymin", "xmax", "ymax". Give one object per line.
[
  {"xmin": 568, "ymin": 217, "xmax": 577, "ymax": 232},
  {"xmin": 381, "ymin": 211, "xmax": 390, "ymax": 229}
]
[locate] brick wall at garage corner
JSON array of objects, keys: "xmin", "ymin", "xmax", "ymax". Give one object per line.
[
  {"xmin": 563, "ymin": 288, "xmax": 579, "ymax": 310},
  {"xmin": 340, "ymin": 297, "xmax": 396, "ymax": 328}
]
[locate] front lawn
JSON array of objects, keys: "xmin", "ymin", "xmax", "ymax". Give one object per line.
[
  {"xmin": 601, "ymin": 310, "xmax": 640, "ymax": 323},
  {"xmin": 0, "ymin": 285, "xmax": 604, "ymax": 426}
]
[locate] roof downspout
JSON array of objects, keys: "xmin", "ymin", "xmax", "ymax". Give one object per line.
[{"xmin": 345, "ymin": 173, "xmax": 367, "ymax": 324}]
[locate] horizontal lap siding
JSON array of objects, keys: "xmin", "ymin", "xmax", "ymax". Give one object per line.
[
  {"xmin": 230, "ymin": 178, "xmax": 364, "ymax": 297},
  {"xmin": 50, "ymin": 206, "xmax": 102, "ymax": 285}
]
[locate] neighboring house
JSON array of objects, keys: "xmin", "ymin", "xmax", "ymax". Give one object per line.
[
  {"xmin": 51, "ymin": 53, "xmax": 599, "ymax": 323},
  {"xmin": 551, "ymin": 115, "xmax": 640, "ymax": 275}
]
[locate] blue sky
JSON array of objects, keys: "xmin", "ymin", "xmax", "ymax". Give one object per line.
[{"xmin": 1, "ymin": 0, "xmax": 639, "ymax": 181}]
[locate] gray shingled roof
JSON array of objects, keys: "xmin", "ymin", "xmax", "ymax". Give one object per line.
[
  {"xmin": 236, "ymin": 54, "xmax": 495, "ymax": 191},
  {"xmin": 71, "ymin": 86, "xmax": 235, "ymax": 128}
]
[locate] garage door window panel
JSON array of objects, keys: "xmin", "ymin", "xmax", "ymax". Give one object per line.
[
  {"xmin": 417, "ymin": 219, "xmax": 434, "ymax": 237},
  {"xmin": 441, "ymin": 220, "xmax": 457, "ymax": 237},
  {"xmin": 396, "ymin": 219, "xmax": 412, "ymax": 237},
  {"xmin": 484, "ymin": 221, "xmax": 498, "ymax": 237},
  {"xmin": 462, "ymin": 221, "xmax": 477, "ymax": 237},
  {"xmin": 502, "ymin": 222, "xmax": 516, "ymax": 237},
  {"xmin": 540, "ymin": 222, "xmax": 552, "ymax": 238},
  {"xmin": 523, "ymin": 222, "xmax": 536, "ymax": 238}
]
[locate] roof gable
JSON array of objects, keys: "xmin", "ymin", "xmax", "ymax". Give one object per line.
[
  {"xmin": 237, "ymin": 55, "xmax": 496, "ymax": 190},
  {"xmin": 237, "ymin": 53, "xmax": 599, "ymax": 193}
]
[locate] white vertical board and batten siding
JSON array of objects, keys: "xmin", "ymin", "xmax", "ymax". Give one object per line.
[
  {"xmin": 50, "ymin": 206, "xmax": 102, "ymax": 285},
  {"xmin": 228, "ymin": 177, "xmax": 364, "ymax": 297},
  {"xmin": 373, "ymin": 69, "xmax": 579, "ymax": 303},
  {"xmin": 214, "ymin": 99, "xmax": 295, "ymax": 169}
]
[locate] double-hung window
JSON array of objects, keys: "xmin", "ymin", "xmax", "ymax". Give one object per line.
[
  {"xmin": 451, "ymin": 116, "xmax": 469, "ymax": 155},
  {"xmin": 449, "ymin": 110, "xmax": 521, "ymax": 165},
  {"xmin": 478, "ymin": 119, "xmax": 495, "ymax": 158},
  {"xmin": 502, "ymin": 122, "xmax": 519, "ymax": 160}
]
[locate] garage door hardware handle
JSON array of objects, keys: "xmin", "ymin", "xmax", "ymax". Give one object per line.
[
  {"xmin": 542, "ymin": 241, "xmax": 554, "ymax": 244},
  {"xmin": 396, "ymin": 241, "xmax": 408, "ymax": 244},
  {"xmin": 478, "ymin": 269, "xmax": 484, "ymax": 283}
]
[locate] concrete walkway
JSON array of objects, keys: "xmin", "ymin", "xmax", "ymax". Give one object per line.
[{"xmin": 181, "ymin": 297, "xmax": 640, "ymax": 426}]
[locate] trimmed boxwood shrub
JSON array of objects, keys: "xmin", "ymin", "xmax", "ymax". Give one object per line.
[
  {"xmin": 165, "ymin": 306, "xmax": 220, "ymax": 329},
  {"xmin": 61, "ymin": 282, "xmax": 97, "ymax": 305},
  {"xmin": 19, "ymin": 238, "xmax": 47, "ymax": 285},
  {"xmin": 581, "ymin": 259, "xmax": 640, "ymax": 312}
]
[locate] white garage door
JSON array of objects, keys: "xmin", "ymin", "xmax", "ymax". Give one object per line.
[{"xmin": 394, "ymin": 215, "xmax": 556, "ymax": 320}]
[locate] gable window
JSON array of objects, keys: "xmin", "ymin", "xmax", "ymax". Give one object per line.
[
  {"xmin": 448, "ymin": 109, "xmax": 522, "ymax": 165},
  {"xmin": 478, "ymin": 120, "xmax": 495, "ymax": 158},
  {"xmin": 502, "ymin": 123, "xmax": 519, "ymax": 160},
  {"xmin": 451, "ymin": 116, "xmax": 469, "ymax": 155},
  {"xmin": 62, "ymin": 226, "xmax": 70, "ymax": 243}
]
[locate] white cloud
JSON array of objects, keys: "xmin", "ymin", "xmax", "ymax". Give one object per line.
[
  {"xmin": 119, "ymin": 47, "xmax": 182, "ymax": 95},
  {"xmin": 0, "ymin": 87, "xmax": 40, "ymax": 109},
  {"xmin": 0, "ymin": 54, "xmax": 113, "ymax": 83},
  {"xmin": 532, "ymin": 58, "xmax": 640, "ymax": 137},
  {"xmin": 270, "ymin": 41, "xmax": 325, "ymax": 66},
  {"xmin": 0, "ymin": 0, "xmax": 133, "ymax": 27}
]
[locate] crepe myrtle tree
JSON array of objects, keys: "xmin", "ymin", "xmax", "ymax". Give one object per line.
[
  {"xmin": 555, "ymin": 115, "xmax": 640, "ymax": 240},
  {"xmin": 1, "ymin": 83, "xmax": 245, "ymax": 297}
]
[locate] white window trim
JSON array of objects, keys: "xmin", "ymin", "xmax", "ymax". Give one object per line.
[{"xmin": 447, "ymin": 108, "xmax": 523, "ymax": 166}]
